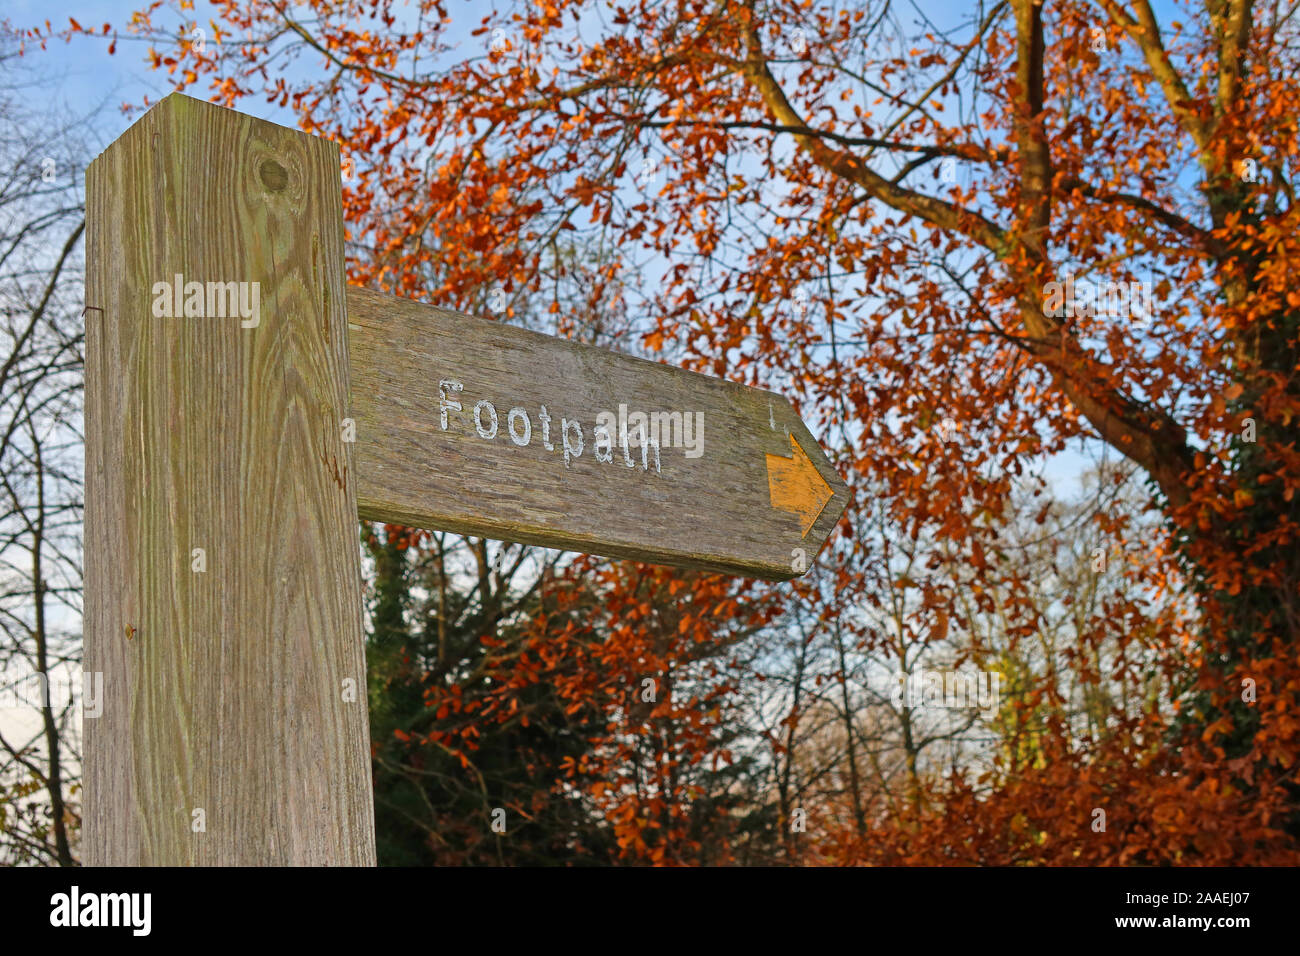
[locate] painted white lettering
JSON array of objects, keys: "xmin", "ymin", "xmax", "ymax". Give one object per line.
[
  {"xmin": 538, "ymin": 405, "xmax": 554, "ymax": 449},
  {"xmin": 507, "ymin": 406, "xmax": 531, "ymax": 446},
  {"xmin": 561, "ymin": 417, "xmax": 584, "ymax": 466},
  {"xmin": 475, "ymin": 400, "xmax": 499, "ymax": 439},
  {"xmin": 640, "ymin": 433, "xmax": 661, "ymax": 473},
  {"xmin": 438, "ymin": 380, "xmax": 463, "ymax": 429}
]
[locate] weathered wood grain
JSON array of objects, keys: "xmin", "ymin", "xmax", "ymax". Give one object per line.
[
  {"xmin": 347, "ymin": 286, "xmax": 849, "ymax": 580},
  {"xmin": 84, "ymin": 93, "xmax": 375, "ymax": 865}
]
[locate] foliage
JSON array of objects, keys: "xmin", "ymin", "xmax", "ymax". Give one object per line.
[{"xmin": 26, "ymin": 0, "xmax": 1300, "ymax": 863}]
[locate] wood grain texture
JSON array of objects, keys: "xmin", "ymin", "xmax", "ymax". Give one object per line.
[
  {"xmin": 348, "ymin": 286, "xmax": 849, "ymax": 580},
  {"xmin": 84, "ymin": 93, "xmax": 375, "ymax": 865}
]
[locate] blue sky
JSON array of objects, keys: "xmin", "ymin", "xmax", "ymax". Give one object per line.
[
  {"xmin": 6, "ymin": 0, "xmax": 1147, "ymax": 503},
  {"xmin": 2, "ymin": 0, "xmax": 1199, "ymax": 772}
]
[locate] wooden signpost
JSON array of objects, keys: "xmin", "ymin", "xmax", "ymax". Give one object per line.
[
  {"xmin": 348, "ymin": 287, "xmax": 846, "ymax": 579},
  {"xmin": 83, "ymin": 93, "xmax": 847, "ymax": 866}
]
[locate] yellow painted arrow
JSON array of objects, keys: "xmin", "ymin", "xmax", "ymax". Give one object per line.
[{"xmin": 766, "ymin": 434, "xmax": 834, "ymax": 537}]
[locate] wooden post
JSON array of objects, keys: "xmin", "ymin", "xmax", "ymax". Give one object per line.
[{"xmin": 84, "ymin": 94, "xmax": 375, "ymax": 864}]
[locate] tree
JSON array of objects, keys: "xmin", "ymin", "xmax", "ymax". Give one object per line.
[
  {"xmin": 39, "ymin": 0, "xmax": 1300, "ymax": 862},
  {"xmin": 363, "ymin": 525, "xmax": 622, "ymax": 864},
  {"xmin": 0, "ymin": 28, "xmax": 91, "ymax": 865}
]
